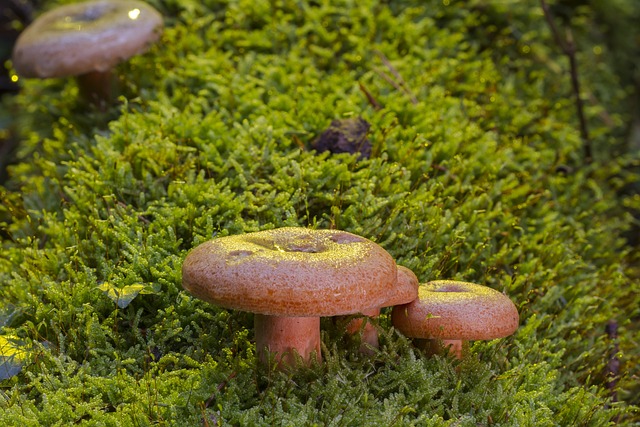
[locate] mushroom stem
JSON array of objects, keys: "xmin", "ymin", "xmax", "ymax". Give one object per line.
[
  {"xmin": 77, "ymin": 70, "xmax": 115, "ymax": 104},
  {"xmin": 343, "ymin": 265, "xmax": 419, "ymax": 355},
  {"xmin": 345, "ymin": 307, "xmax": 380, "ymax": 354},
  {"xmin": 414, "ymin": 338, "xmax": 465, "ymax": 359},
  {"xmin": 254, "ymin": 314, "xmax": 321, "ymax": 368}
]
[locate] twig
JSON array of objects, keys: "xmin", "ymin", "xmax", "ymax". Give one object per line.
[
  {"xmin": 358, "ymin": 81, "xmax": 382, "ymax": 110},
  {"xmin": 540, "ymin": 0, "xmax": 592, "ymax": 163},
  {"xmin": 375, "ymin": 69, "xmax": 406, "ymax": 98},
  {"xmin": 374, "ymin": 49, "xmax": 418, "ymax": 105},
  {"xmin": 605, "ymin": 320, "xmax": 620, "ymax": 423},
  {"xmin": 205, "ymin": 371, "xmax": 237, "ymax": 408}
]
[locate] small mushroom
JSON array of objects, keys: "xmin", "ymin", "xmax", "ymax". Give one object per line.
[
  {"xmin": 345, "ymin": 265, "xmax": 418, "ymax": 354},
  {"xmin": 391, "ymin": 280, "xmax": 519, "ymax": 359},
  {"xmin": 181, "ymin": 227, "xmax": 398, "ymax": 368},
  {"xmin": 11, "ymin": 0, "xmax": 163, "ymax": 104}
]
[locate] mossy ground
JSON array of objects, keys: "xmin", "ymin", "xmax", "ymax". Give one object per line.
[{"xmin": 1, "ymin": 0, "xmax": 639, "ymax": 425}]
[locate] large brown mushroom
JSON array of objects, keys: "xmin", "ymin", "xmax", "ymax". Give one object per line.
[
  {"xmin": 181, "ymin": 227, "xmax": 399, "ymax": 368},
  {"xmin": 11, "ymin": 0, "xmax": 163, "ymax": 104},
  {"xmin": 391, "ymin": 280, "xmax": 519, "ymax": 359}
]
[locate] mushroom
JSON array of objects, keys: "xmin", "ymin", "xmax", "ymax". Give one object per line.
[
  {"xmin": 391, "ymin": 280, "xmax": 519, "ymax": 359},
  {"xmin": 181, "ymin": 227, "xmax": 398, "ymax": 368},
  {"xmin": 345, "ymin": 265, "xmax": 418, "ymax": 354},
  {"xmin": 11, "ymin": 0, "xmax": 163, "ymax": 104}
]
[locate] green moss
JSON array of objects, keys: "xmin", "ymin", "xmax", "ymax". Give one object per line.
[{"xmin": 1, "ymin": 0, "xmax": 639, "ymax": 424}]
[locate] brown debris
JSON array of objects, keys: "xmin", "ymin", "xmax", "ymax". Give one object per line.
[{"xmin": 311, "ymin": 117, "xmax": 372, "ymax": 159}]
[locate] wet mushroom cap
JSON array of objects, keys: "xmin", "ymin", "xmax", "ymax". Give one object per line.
[
  {"xmin": 182, "ymin": 227, "xmax": 398, "ymax": 317},
  {"xmin": 391, "ymin": 280, "xmax": 519, "ymax": 340},
  {"xmin": 12, "ymin": 0, "xmax": 163, "ymax": 78}
]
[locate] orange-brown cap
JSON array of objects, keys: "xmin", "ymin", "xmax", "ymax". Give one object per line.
[
  {"xmin": 381, "ymin": 265, "xmax": 419, "ymax": 308},
  {"xmin": 391, "ymin": 280, "xmax": 519, "ymax": 340},
  {"xmin": 12, "ymin": 0, "xmax": 163, "ymax": 78},
  {"xmin": 182, "ymin": 227, "xmax": 398, "ymax": 317}
]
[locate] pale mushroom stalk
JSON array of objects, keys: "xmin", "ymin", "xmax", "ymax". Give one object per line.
[
  {"xmin": 345, "ymin": 307, "xmax": 381, "ymax": 354},
  {"xmin": 345, "ymin": 265, "xmax": 418, "ymax": 354},
  {"xmin": 254, "ymin": 315, "xmax": 321, "ymax": 366},
  {"xmin": 77, "ymin": 69, "xmax": 114, "ymax": 103},
  {"xmin": 413, "ymin": 338, "xmax": 465, "ymax": 359}
]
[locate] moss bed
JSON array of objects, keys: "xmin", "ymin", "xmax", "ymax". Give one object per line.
[{"xmin": 1, "ymin": 0, "xmax": 639, "ymax": 425}]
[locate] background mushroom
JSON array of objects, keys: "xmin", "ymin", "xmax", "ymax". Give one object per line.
[
  {"xmin": 345, "ymin": 265, "xmax": 418, "ymax": 354},
  {"xmin": 182, "ymin": 227, "xmax": 399, "ymax": 368},
  {"xmin": 391, "ymin": 280, "xmax": 519, "ymax": 359},
  {"xmin": 11, "ymin": 0, "xmax": 163, "ymax": 104}
]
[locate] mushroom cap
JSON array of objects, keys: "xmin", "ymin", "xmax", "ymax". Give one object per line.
[
  {"xmin": 182, "ymin": 227, "xmax": 398, "ymax": 317},
  {"xmin": 12, "ymin": 0, "xmax": 163, "ymax": 78},
  {"xmin": 391, "ymin": 280, "xmax": 519, "ymax": 340},
  {"xmin": 381, "ymin": 265, "xmax": 419, "ymax": 308}
]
